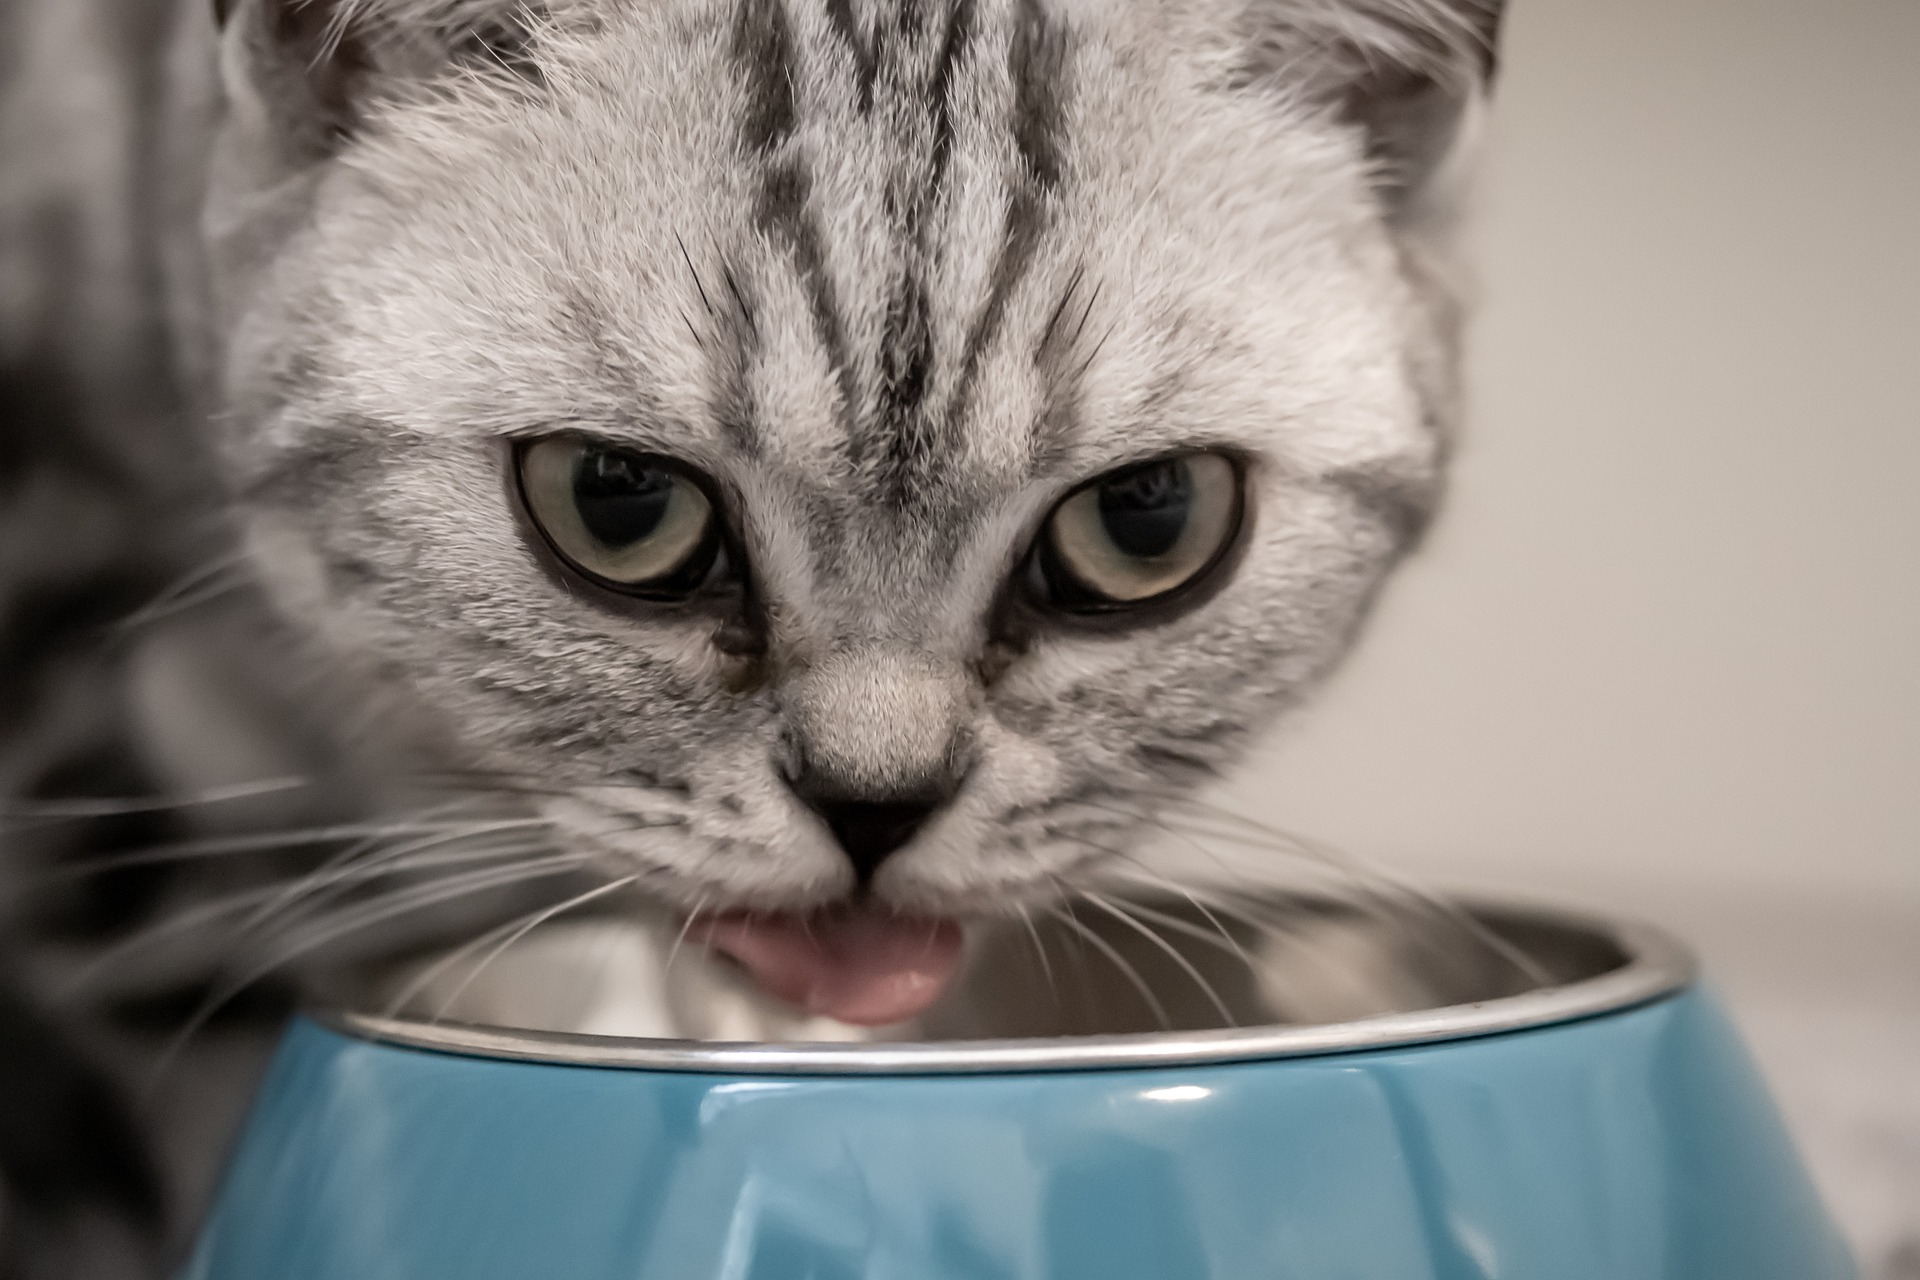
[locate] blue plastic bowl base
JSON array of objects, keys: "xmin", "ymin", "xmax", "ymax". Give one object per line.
[{"xmin": 182, "ymin": 987, "xmax": 1856, "ymax": 1280}]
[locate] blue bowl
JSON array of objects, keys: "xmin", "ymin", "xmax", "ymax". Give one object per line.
[{"xmin": 182, "ymin": 897, "xmax": 1855, "ymax": 1280}]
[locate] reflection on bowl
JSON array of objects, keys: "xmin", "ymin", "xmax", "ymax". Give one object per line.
[{"xmin": 184, "ymin": 893, "xmax": 1858, "ymax": 1280}]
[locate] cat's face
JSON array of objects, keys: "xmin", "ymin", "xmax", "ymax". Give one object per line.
[{"xmin": 204, "ymin": 0, "xmax": 1489, "ymax": 959}]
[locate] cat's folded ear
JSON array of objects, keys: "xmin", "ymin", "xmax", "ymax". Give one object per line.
[
  {"xmin": 212, "ymin": 0, "xmax": 535, "ymax": 168},
  {"xmin": 1245, "ymin": 0, "xmax": 1505, "ymax": 220},
  {"xmin": 214, "ymin": 0, "xmax": 377, "ymax": 164}
]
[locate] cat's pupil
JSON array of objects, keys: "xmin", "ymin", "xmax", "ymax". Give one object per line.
[
  {"xmin": 573, "ymin": 449, "xmax": 675, "ymax": 547},
  {"xmin": 1098, "ymin": 460, "xmax": 1191, "ymax": 558}
]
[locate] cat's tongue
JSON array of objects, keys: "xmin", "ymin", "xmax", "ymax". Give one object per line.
[{"xmin": 693, "ymin": 911, "xmax": 964, "ymax": 1027}]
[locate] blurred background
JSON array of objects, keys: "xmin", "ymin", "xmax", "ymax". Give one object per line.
[
  {"xmin": 3, "ymin": 0, "xmax": 1911, "ymax": 1273},
  {"xmin": 1221, "ymin": 0, "xmax": 1919, "ymax": 1271}
]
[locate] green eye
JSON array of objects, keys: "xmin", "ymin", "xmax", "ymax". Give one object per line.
[
  {"xmin": 518, "ymin": 439, "xmax": 723, "ymax": 597},
  {"xmin": 1037, "ymin": 453, "xmax": 1241, "ymax": 610}
]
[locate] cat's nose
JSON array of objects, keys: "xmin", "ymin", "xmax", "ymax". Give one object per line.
[
  {"xmin": 779, "ymin": 647, "xmax": 971, "ymax": 880},
  {"xmin": 801, "ymin": 794, "xmax": 946, "ymax": 883}
]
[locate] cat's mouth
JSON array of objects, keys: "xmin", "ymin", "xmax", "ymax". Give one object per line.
[{"xmin": 691, "ymin": 909, "xmax": 965, "ymax": 1027}]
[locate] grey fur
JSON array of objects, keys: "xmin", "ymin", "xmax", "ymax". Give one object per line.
[
  {"xmin": 0, "ymin": 0, "xmax": 1501, "ymax": 1269},
  {"xmin": 204, "ymin": 0, "xmax": 1487, "ymax": 910}
]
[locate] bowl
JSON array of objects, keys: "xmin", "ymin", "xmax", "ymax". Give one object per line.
[{"xmin": 181, "ymin": 893, "xmax": 1856, "ymax": 1280}]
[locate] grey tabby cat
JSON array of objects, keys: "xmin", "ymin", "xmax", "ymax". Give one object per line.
[{"xmin": 0, "ymin": 0, "xmax": 1501, "ymax": 1271}]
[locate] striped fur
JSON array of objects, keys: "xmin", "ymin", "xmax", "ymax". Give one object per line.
[{"xmin": 1, "ymin": 0, "xmax": 1501, "ymax": 1270}]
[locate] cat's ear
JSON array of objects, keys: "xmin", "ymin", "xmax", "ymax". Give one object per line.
[
  {"xmin": 1246, "ymin": 0, "xmax": 1505, "ymax": 221},
  {"xmin": 213, "ymin": 0, "xmax": 379, "ymax": 164},
  {"xmin": 212, "ymin": 0, "xmax": 535, "ymax": 168}
]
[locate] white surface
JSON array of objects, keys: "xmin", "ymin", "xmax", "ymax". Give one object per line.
[{"xmin": 1214, "ymin": 0, "xmax": 1919, "ymax": 1271}]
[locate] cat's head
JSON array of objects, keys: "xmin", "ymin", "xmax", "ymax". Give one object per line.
[{"xmin": 197, "ymin": 0, "xmax": 1499, "ymax": 1017}]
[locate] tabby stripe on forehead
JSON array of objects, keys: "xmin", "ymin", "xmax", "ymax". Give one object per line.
[
  {"xmin": 731, "ymin": 0, "xmax": 798, "ymax": 150},
  {"xmin": 873, "ymin": 0, "xmax": 977, "ymax": 500},
  {"xmin": 947, "ymin": 0, "xmax": 1069, "ymax": 440},
  {"xmin": 822, "ymin": 0, "xmax": 877, "ymax": 111},
  {"xmin": 730, "ymin": 0, "xmax": 861, "ymax": 451},
  {"xmin": 1006, "ymin": 0, "xmax": 1067, "ymax": 188},
  {"xmin": 924, "ymin": 0, "xmax": 976, "ymax": 192},
  {"xmin": 874, "ymin": 0, "xmax": 974, "ymax": 406}
]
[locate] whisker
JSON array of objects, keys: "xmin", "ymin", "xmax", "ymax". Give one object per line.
[
  {"xmin": 1051, "ymin": 896, "xmax": 1095, "ymax": 993},
  {"xmin": 614, "ymin": 812, "xmax": 689, "ymax": 835},
  {"xmin": 56, "ymin": 883, "xmax": 321, "ymax": 1001},
  {"xmin": 1071, "ymin": 796, "xmax": 1377, "ymax": 889},
  {"xmin": 1116, "ymin": 876, "xmax": 1289, "ymax": 935},
  {"xmin": 229, "ymin": 830, "xmax": 559, "ymax": 952},
  {"xmin": 1046, "ymin": 832, "xmax": 1262, "ymax": 971},
  {"xmin": 1161, "ymin": 884, "xmax": 1258, "ymax": 971},
  {"xmin": 200, "ymin": 804, "xmax": 554, "ymax": 948},
  {"xmin": 662, "ymin": 894, "xmax": 710, "ymax": 980},
  {"xmin": 1161, "ymin": 801, "xmax": 1429, "ymax": 888},
  {"xmin": 246, "ymin": 826, "xmax": 545, "ymax": 956},
  {"xmin": 1068, "ymin": 845, "xmax": 1330, "ymax": 940},
  {"xmin": 429, "ymin": 874, "xmax": 641, "ymax": 1024},
  {"xmin": 405, "ymin": 770, "xmax": 586, "ymax": 800},
  {"xmin": 1013, "ymin": 902, "xmax": 1057, "ymax": 1001},
  {"xmin": 115, "ymin": 552, "xmax": 248, "ymax": 633},
  {"xmin": 1077, "ymin": 890, "xmax": 1237, "ymax": 1026},
  {"xmin": 1095, "ymin": 859, "xmax": 1536, "ymax": 1012},
  {"xmin": 1078, "ymin": 884, "xmax": 1254, "ymax": 968},
  {"xmin": 0, "ymin": 777, "xmax": 310, "ymax": 826},
  {"xmin": 1075, "ymin": 872, "xmax": 1376, "ymax": 1008},
  {"xmin": 377, "ymin": 898, "xmax": 578, "ymax": 1021},
  {"xmin": 55, "ymin": 836, "xmax": 555, "ymax": 999},
  {"xmin": 148, "ymin": 854, "xmax": 595, "ymax": 1089},
  {"xmin": 1044, "ymin": 904, "xmax": 1172, "ymax": 1031},
  {"xmin": 1162, "ymin": 802, "xmax": 1551, "ymax": 985},
  {"xmin": 117, "ymin": 577, "xmax": 247, "ymax": 632},
  {"xmin": 47, "ymin": 814, "xmax": 546, "ymax": 880},
  {"xmin": 246, "ymin": 853, "xmax": 594, "ymax": 974},
  {"xmin": 1069, "ymin": 797, "xmax": 1507, "ymax": 967}
]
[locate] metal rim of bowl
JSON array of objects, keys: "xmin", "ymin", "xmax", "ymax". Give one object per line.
[{"xmin": 319, "ymin": 898, "xmax": 1698, "ymax": 1076}]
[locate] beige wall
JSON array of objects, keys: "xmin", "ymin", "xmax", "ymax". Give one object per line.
[{"xmin": 1228, "ymin": 0, "xmax": 1920, "ymax": 902}]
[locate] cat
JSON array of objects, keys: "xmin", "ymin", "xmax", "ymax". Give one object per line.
[{"xmin": 0, "ymin": 0, "xmax": 1501, "ymax": 1272}]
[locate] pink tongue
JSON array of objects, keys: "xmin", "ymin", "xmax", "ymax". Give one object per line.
[{"xmin": 693, "ymin": 911, "xmax": 964, "ymax": 1027}]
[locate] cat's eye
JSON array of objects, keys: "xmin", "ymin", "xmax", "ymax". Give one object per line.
[
  {"xmin": 1035, "ymin": 453, "xmax": 1242, "ymax": 611},
  {"xmin": 517, "ymin": 438, "xmax": 725, "ymax": 597}
]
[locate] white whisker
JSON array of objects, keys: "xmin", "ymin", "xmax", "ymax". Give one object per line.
[
  {"xmin": 377, "ymin": 900, "xmax": 578, "ymax": 1021},
  {"xmin": 147, "ymin": 853, "xmax": 596, "ymax": 1090},
  {"xmin": 662, "ymin": 893, "xmax": 710, "ymax": 980},
  {"xmin": 1163, "ymin": 803, "xmax": 1550, "ymax": 984},
  {"xmin": 1044, "ymin": 903, "xmax": 1171, "ymax": 1031},
  {"xmin": 1013, "ymin": 901, "xmax": 1057, "ymax": 1000},
  {"xmin": 0, "ymin": 777, "xmax": 311, "ymax": 826},
  {"xmin": 1079, "ymin": 883, "xmax": 1253, "ymax": 966},
  {"xmin": 1048, "ymin": 833, "xmax": 1261, "ymax": 971},
  {"xmin": 115, "ymin": 552, "xmax": 249, "ymax": 633},
  {"xmin": 57, "ymin": 883, "xmax": 314, "ymax": 1001},
  {"xmin": 55, "ymin": 836, "xmax": 556, "ymax": 999},
  {"xmin": 248, "ymin": 853, "xmax": 593, "ymax": 971},
  {"xmin": 429, "ymin": 874, "xmax": 640, "ymax": 1024},
  {"xmin": 228, "ymin": 824, "xmax": 555, "ymax": 945},
  {"xmin": 48, "ymin": 813, "xmax": 547, "ymax": 879},
  {"xmin": 1078, "ymin": 889, "xmax": 1237, "ymax": 1026}
]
